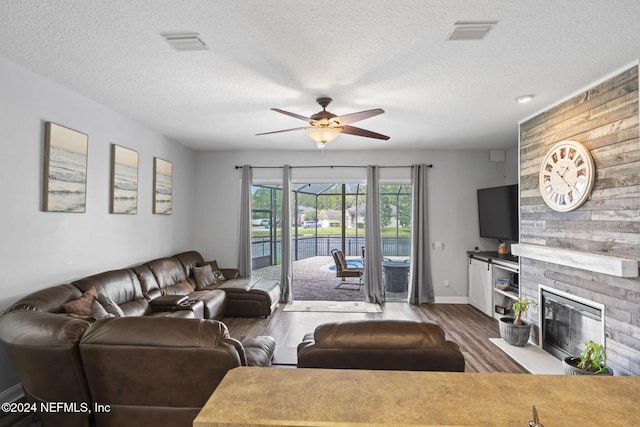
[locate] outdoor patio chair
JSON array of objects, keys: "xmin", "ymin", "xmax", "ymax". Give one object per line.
[{"xmin": 330, "ymin": 249, "xmax": 364, "ymax": 290}]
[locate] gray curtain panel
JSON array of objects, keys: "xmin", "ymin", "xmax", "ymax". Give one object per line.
[
  {"xmin": 364, "ymin": 165, "xmax": 385, "ymax": 303},
  {"xmin": 409, "ymin": 164, "xmax": 434, "ymax": 304},
  {"xmin": 280, "ymin": 165, "xmax": 293, "ymax": 303},
  {"xmin": 238, "ymin": 165, "xmax": 253, "ymax": 277}
]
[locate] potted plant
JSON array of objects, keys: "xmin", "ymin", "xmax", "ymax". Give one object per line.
[
  {"xmin": 562, "ymin": 340, "xmax": 613, "ymax": 375},
  {"xmin": 498, "ymin": 299, "xmax": 533, "ymax": 347}
]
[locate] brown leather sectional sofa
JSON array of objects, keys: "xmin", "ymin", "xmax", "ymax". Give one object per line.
[
  {"xmin": 0, "ymin": 250, "xmax": 280, "ymax": 427},
  {"xmin": 297, "ymin": 320, "xmax": 465, "ymax": 372}
]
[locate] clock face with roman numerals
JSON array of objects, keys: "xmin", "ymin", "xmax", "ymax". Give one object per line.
[{"xmin": 539, "ymin": 140, "xmax": 595, "ymax": 212}]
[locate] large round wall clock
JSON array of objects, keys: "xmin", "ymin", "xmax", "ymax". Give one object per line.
[{"xmin": 539, "ymin": 140, "xmax": 595, "ymax": 212}]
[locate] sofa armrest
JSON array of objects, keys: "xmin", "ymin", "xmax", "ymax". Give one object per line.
[
  {"xmin": 0, "ymin": 310, "xmax": 91, "ymax": 347},
  {"xmin": 220, "ymin": 268, "xmax": 240, "ymax": 279},
  {"xmin": 297, "ymin": 332, "xmax": 314, "ymax": 353},
  {"xmin": 446, "ymin": 340, "xmax": 461, "ymax": 352},
  {"xmin": 149, "ymin": 295, "xmax": 188, "ymax": 311},
  {"xmin": 243, "ymin": 336, "xmax": 276, "ymax": 367}
]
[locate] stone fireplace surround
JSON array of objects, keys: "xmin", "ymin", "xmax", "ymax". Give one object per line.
[
  {"xmin": 508, "ymin": 243, "xmax": 640, "ymax": 375},
  {"xmin": 491, "ymin": 244, "xmax": 632, "ymax": 375}
]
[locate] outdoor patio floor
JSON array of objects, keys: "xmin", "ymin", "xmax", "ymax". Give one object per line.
[{"xmin": 252, "ymin": 256, "xmax": 408, "ymax": 301}]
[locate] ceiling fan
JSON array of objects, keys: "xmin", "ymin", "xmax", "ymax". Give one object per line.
[{"xmin": 256, "ymin": 97, "xmax": 389, "ymax": 149}]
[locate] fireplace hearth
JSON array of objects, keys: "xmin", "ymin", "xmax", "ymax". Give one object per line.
[{"xmin": 539, "ymin": 285, "xmax": 605, "ymax": 360}]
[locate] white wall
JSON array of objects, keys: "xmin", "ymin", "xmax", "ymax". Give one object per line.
[
  {"xmin": 194, "ymin": 147, "xmax": 518, "ymax": 303},
  {"xmin": 0, "ymin": 56, "xmax": 197, "ymax": 393}
]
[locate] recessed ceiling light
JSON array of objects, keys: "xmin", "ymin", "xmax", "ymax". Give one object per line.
[
  {"xmin": 447, "ymin": 21, "xmax": 498, "ymax": 41},
  {"xmin": 161, "ymin": 32, "xmax": 209, "ymax": 51},
  {"xmin": 516, "ymin": 95, "xmax": 534, "ymax": 103}
]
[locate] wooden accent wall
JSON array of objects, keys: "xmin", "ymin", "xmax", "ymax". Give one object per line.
[{"xmin": 519, "ymin": 65, "xmax": 640, "ymax": 376}]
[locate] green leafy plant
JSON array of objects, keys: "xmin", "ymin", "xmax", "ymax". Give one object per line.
[
  {"xmin": 511, "ymin": 299, "xmax": 533, "ymax": 325},
  {"xmin": 576, "ymin": 341, "xmax": 608, "ymax": 374}
]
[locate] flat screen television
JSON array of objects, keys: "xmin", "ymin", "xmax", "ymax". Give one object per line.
[{"xmin": 477, "ymin": 184, "xmax": 519, "ymax": 241}]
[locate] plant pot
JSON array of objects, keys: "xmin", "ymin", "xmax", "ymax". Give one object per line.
[
  {"xmin": 498, "ymin": 317, "xmax": 531, "ymax": 347},
  {"xmin": 562, "ymin": 357, "xmax": 614, "ymax": 376}
]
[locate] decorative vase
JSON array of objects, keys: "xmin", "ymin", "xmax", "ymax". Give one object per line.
[
  {"xmin": 562, "ymin": 357, "xmax": 614, "ymax": 376},
  {"xmin": 498, "ymin": 317, "xmax": 531, "ymax": 347}
]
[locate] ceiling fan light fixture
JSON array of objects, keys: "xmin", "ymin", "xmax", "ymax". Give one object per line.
[
  {"xmin": 257, "ymin": 97, "xmax": 388, "ymax": 145},
  {"xmin": 307, "ymin": 126, "xmax": 341, "ymax": 145}
]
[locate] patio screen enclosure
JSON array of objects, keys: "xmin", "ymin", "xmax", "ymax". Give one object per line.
[{"xmin": 251, "ymin": 183, "xmax": 411, "ymax": 269}]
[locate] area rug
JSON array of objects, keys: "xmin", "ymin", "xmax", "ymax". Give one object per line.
[{"xmin": 283, "ymin": 300, "xmax": 382, "ymax": 313}]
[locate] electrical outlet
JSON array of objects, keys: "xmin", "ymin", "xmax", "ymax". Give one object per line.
[
  {"xmin": 444, "ymin": 280, "xmax": 450, "ymax": 287},
  {"xmin": 432, "ymin": 241, "xmax": 445, "ymax": 250}
]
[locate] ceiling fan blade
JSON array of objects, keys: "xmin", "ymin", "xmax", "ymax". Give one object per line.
[
  {"xmin": 335, "ymin": 108, "xmax": 385, "ymax": 125},
  {"xmin": 341, "ymin": 125, "xmax": 390, "ymax": 140},
  {"xmin": 255, "ymin": 127, "xmax": 307, "ymax": 136},
  {"xmin": 271, "ymin": 108, "xmax": 312, "ymax": 122}
]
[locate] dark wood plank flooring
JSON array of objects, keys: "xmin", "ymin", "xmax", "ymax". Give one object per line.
[{"xmin": 224, "ymin": 302, "xmax": 528, "ymax": 373}]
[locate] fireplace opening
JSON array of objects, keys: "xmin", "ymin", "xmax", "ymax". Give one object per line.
[{"xmin": 539, "ymin": 286, "xmax": 604, "ymax": 360}]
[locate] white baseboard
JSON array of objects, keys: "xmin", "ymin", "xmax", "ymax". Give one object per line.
[
  {"xmin": 433, "ymin": 296, "xmax": 469, "ymax": 304},
  {"xmin": 0, "ymin": 383, "xmax": 23, "ymax": 403}
]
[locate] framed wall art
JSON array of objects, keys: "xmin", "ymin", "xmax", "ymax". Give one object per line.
[
  {"xmin": 153, "ymin": 157, "xmax": 172, "ymax": 215},
  {"xmin": 43, "ymin": 122, "xmax": 89, "ymax": 213},
  {"xmin": 110, "ymin": 144, "xmax": 139, "ymax": 214}
]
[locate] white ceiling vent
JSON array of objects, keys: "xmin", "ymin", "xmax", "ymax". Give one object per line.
[
  {"xmin": 447, "ymin": 21, "xmax": 497, "ymax": 41},
  {"xmin": 162, "ymin": 33, "xmax": 209, "ymax": 51}
]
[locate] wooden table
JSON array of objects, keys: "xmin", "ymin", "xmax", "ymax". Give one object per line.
[{"xmin": 194, "ymin": 367, "xmax": 640, "ymax": 426}]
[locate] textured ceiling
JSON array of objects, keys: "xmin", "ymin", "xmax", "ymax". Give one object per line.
[{"xmin": 1, "ymin": 0, "xmax": 639, "ymax": 151}]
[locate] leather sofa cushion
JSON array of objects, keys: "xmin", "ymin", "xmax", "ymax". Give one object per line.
[
  {"xmin": 79, "ymin": 317, "xmax": 248, "ymax": 425},
  {"xmin": 145, "ymin": 257, "xmax": 189, "ymax": 289},
  {"xmin": 160, "ymin": 281, "xmax": 193, "ymax": 296},
  {"xmin": 297, "ymin": 320, "xmax": 465, "ymax": 372},
  {"xmin": 72, "ymin": 269, "xmax": 144, "ymax": 306},
  {"xmin": 313, "ymin": 320, "xmax": 449, "ymax": 349},
  {"xmin": 188, "ymin": 289, "xmax": 226, "ymax": 320},
  {"xmin": 149, "ymin": 295, "xmax": 188, "ymax": 306},
  {"xmin": 174, "ymin": 250, "xmax": 205, "ymax": 282},
  {"xmin": 216, "ymin": 277, "xmax": 280, "ymax": 317},
  {"xmin": 216, "ymin": 277, "xmax": 259, "ymax": 292},
  {"xmin": 141, "ymin": 256, "xmax": 197, "ymax": 297}
]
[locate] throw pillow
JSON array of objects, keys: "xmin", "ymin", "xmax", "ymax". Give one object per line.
[
  {"xmin": 193, "ymin": 264, "xmax": 215, "ymax": 289},
  {"xmin": 97, "ymin": 294, "xmax": 125, "ymax": 317},
  {"xmin": 207, "ymin": 260, "xmax": 227, "ymax": 285},
  {"xmin": 63, "ymin": 287, "xmax": 98, "ymax": 317},
  {"xmin": 90, "ymin": 300, "xmax": 115, "ymax": 320}
]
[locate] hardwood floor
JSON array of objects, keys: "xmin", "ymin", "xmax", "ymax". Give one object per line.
[{"xmin": 224, "ymin": 302, "xmax": 528, "ymax": 373}]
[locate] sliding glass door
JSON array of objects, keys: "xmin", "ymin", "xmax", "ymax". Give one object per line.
[
  {"xmin": 249, "ymin": 181, "xmax": 411, "ymax": 301},
  {"xmin": 250, "ymin": 185, "xmax": 281, "ymax": 279}
]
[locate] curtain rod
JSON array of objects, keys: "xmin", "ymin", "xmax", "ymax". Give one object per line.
[{"xmin": 234, "ymin": 164, "xmax": 433, "ymax": 169}]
